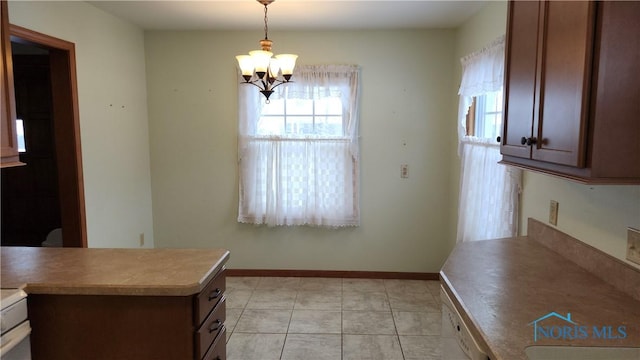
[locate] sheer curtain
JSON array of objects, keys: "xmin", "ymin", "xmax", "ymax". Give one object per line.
[
  {"xmin": 456, "ymin": 35, "xmax": 522, "ymax": 242},
  {"xmin": 238, "ymin": 65, "xmax": 361, "ymax": 227}
]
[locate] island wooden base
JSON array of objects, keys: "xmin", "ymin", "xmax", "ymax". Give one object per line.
[{"xmin": 27, "ymin": 270, "xmax": 227, "ymax": 360}]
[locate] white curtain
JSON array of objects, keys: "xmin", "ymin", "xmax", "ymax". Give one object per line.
[
  {"xmin": 456, "ymin": 35, "xmax": 522, "ymax": 242},
  {"xmin": 457, "ymin": 35, "xmax": 507, "ymax": 143},
  {"xmin": 238, "ymin": 65, "xmax": 360, "ymax": 227}
]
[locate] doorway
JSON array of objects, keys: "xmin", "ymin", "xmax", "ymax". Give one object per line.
[
  {"xmin": 1, "ymin": 43, "xmax": 60, "ymax": 247},
  {"xmin": 1, "ymin": 25, "xmax": 86, "ymax": 247}
]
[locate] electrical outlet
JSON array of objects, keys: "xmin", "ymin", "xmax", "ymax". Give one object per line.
[
  {"xmin": 549, "ymin": 200, "xmax": 558, "ymax": 226},
  {"xmin": 401, "ymin": 164, "xmax": 409, "ymax": 179},
  {"xmin": 139, "ymin": 233, "xmax": 145, "ymax": 247},
  {"xmin": 627, "ymin": 228, "xmax": 640, "ymax": 265}
]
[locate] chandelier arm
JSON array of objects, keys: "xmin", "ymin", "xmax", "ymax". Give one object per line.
[
  {"xmin": 243, "ymin": 77, "xmax": 281, "ymax": 91},
  {"xmin": 260, "ymin": 78, "xmax": 270, "ymax": 90},
  {"xmin": 240, "ymin": 78, "xmax": 290, "ymax": 93},
  {"xmin": 268, "ymin": 80, "xmax": 294, "ymax": 92},
  {"xmin": 242, "ymin": 81, "xmax": 268, "ymax": 91}
]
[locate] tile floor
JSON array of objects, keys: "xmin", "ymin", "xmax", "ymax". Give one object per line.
[{"xmin": 225, "ymin": 277, "xmax": 443, "ymax": 360}]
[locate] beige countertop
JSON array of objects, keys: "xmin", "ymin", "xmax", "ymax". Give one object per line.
[
  {"xmin": 440, "ymin": 236, "xmax": 640, "ymax": 360},
  {"xmin": 1, "ymin": 247, "xmax": 229, "ymax": 296}
]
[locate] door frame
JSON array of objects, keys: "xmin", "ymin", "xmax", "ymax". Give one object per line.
[{"xmin": 9, "ymin": 24, "xmax": 87, "ymax": 247}]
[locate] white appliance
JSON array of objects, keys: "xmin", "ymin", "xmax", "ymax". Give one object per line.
[
  {"xmin": 440, "ymin": 285, "xmax": 489, "ymax": 360},
  {"xmin": 0, "ymin": 289, "xmax": 31, "ymax": 360}
]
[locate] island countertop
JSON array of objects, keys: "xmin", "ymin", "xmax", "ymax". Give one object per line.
[
  {"xmin": 1, "ymin": 246, "xmax": 230, "ymax": 296},
  {"xmin": 440, "ymin": 232, "xmax": 640, "ymax": 360}
]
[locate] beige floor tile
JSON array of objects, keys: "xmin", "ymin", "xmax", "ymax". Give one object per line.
[
  {"xmin": 383, "ymin": 279, "xmax": 432, "ymax": 294},
  {"xmin": 343, "ymin": 278, "xmax": 386, "ymax": 292},
  {"xmin": 432, "ymin": 290, "xmax": 442, "ymax": 305},
  {"xmin": 426, "ymin": 281, "xmax": 442, "ymax": 298},
  {"xmin": 343, "ymin": 291, "xmax": 390, "ymax": 311},
  {"xmin": 399, "ymin": 335, "xmax": 441, "ymax": 359},
  {"xmin": 388, "ymin": 292, "xmax": 439, "ymax": 312},
  {"xmin": 256, "ymin": 277, "xmax": 302, "ymax": 290},
  {"xmin": 246, "ymin": 289, "xmax": 297, "ymax": 309},
  {"xmin": 298, "ymin": 277, "xmax": 343, "ymax": 291},
  {"xmin": 234, "ymin": 309, "xmax": 292, "ymax": 333},
  {"xmin": 288, "ymin": 310, "xmax": 342, "ymax": 334},
  {"xmin": 226, "ymin": 333, "xmax": 286, "ymax": 360},
  {"xmin": 281, "ymin": 334, "xmax": 342, "ymax": 360},
  {"xmin": 226, "ymin": 276, "xmax": 261, "ymax": 290},
  {"xmin": 343, "ymin": 311, "xmax": 396, "ymax": 335},
  {"xmin": 343, "ymin": 334, "xmax": 404, "ymax": 360},
  {"xmin": 393, "ymin": 311, "xmax": 441, "ymax": 335},
  {"xmin": 295, "ymin": 290, "xmax": 342, "ymax": 310},
  {"xmin": 225, "ymin": 289, "xmax": 253, "ymax": 309},
  {"xmin": 225, "ymin": 308, "xmax": 243, "ymax": 333}
]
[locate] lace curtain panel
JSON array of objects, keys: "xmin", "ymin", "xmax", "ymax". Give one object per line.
[
  {"xmin": 456, "ymin": 138, "xmax": 521, "ymax": 242},
  {"xmin": 456, "ymin": 35, "xmax": 522, "ymax": 242},
  {"xmin": 237, "ymin": 65, "xmax": 361, "ymax": 227}
]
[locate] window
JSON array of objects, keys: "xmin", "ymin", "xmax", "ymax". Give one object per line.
[
  {"xmin": 258, "ymin": 97, "xmax": 343, "ymax": 137},
  {"xmin": 237, "ymin": 65, "xmax": 361, "ymax": 227},
  {"xmin": 16, "ymin": 119, "xmax": 26, "ymax": 153},
  {"xmin": 465, "ymin": 90, "xmax": 503, "ymax": 139}
]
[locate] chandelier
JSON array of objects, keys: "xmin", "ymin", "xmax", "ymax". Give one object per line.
[{"xmin": 236, "ymin": 0, "xmax": 298, "ymax": 102}]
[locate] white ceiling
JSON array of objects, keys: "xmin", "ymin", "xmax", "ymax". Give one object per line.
[{"xmin": 89, "ymin": 0, "xmax": 488, "ymax": 31}]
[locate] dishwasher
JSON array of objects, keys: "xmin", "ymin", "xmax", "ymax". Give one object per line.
[
  {"xmin": 440, "ymin": 285, "xmax": 489, "ymax": 360},
  {"xmin": 0, "ymin": 289, "xmax": 31, "ymax": 360}
]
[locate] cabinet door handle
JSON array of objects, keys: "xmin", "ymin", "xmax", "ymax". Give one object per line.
[
  {"xmin": 496, "ymin": 136, "xmax": 501, "ymax": 143},
  {"xmin": 208, "ymin": 319, "xmax": 222, "ymax": 333},
  {"xmin": 520, "ymin": 137, "xmax": 537, "ymax": 146},
  {"xmin": 208, "ymin": 288, "xmax": 222, "ymax": 301}
]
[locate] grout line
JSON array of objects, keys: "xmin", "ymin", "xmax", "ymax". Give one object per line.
[
  {"xmin": 387, "ymin": 283, "xmax": 406, "ymax": 360},
  {"xmin": 340, "ymin": 277, "xmax": 344, "ymax": 360},
  {"xmin": 279, "ymin": 288, "xmax": 298, "ymax": 360}
]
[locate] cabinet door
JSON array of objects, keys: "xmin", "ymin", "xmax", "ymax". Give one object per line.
[
  {"xmin": 589, "ymin": 1, "xmax": 640, "ymax": 178},
  {"xmin": 532, "ymin": 0, "xmax": 594, "ymax": 166},
  {"xmin": 1, "ymin": 1, "xmax": 22, "ymax": 168},
  {"xmin": 501, "ymin": 0, "xmax": 540, "ymax": 159}
]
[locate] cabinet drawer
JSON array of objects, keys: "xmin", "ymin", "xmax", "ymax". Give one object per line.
[
  {"xmin": 195, "ymin": 269, "xmax": 226, "ymax": 326},
  {"xmin": 202, "ymin": 326, "xmax": 226, "ymax": 360},
  {"xmin": 196, "ymin": 296, "xmax": 226, "ymax": 359}
]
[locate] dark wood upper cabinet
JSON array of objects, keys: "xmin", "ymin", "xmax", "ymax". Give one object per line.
[
  {"xmin": 1, "ymin": 1, "xmax": 24, "ymax": 168},
  {"xmin": 500, "ymin": 0, "xmax": 640, "ymax": 184}
]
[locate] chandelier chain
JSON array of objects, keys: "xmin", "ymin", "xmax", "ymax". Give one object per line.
[{"xmin": 263, "ymin": 4, "xmax": 269, "ymax": 40}]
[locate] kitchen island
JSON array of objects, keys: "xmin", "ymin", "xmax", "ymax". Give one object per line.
[
  {"xmin": 440, "ymin": 219, "xmax": 640, "ymax": 360},
  {"xmin": 1, "ymin": 246, "xmax": 230, "ymax": 360}
]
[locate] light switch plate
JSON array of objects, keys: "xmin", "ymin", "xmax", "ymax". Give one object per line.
[
  {"xmin": 549, "ymin": 200, "xmax": 558, "ymax": 226},
  {"xmin": 400, "ymin": 164, "xmax": 409, "ymax": 179},
  {"xmin": 627, "ymin": 227, "xmax": 640, "ymax": 265}
]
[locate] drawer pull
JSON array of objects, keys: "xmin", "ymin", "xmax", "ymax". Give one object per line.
[
  {"xmin": 208, "ymin": 288, "xmax": 222, "ymax": 301},
  {"xmin": 208, "ymin": 319, "xmax": 222, "ymax": 333}
]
